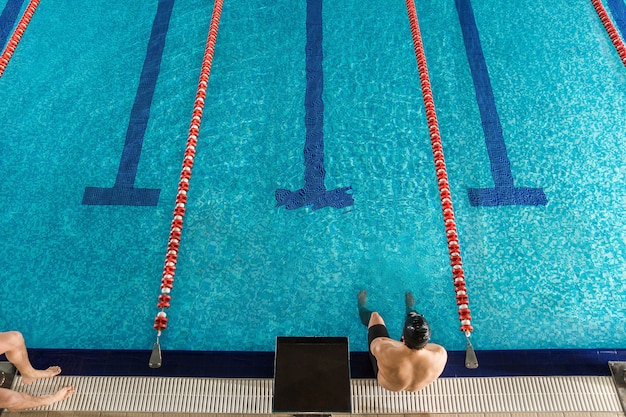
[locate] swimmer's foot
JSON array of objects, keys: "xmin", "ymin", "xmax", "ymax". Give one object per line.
[
  {"xmin": 357, "ymin": 290, "xmax": 367, "ymax": 307},
  {"xmin": 41, "ymin": 386, "xmax": 75, "ymax": 408},
  {"xmin": 405, "ymin": 292, "xmax": 415, "ymax": 312},
  {"xmin": 21, "ymin": 366, "xmax": 61, "ymax": 385}
]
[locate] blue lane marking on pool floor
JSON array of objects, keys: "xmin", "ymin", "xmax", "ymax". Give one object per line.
[
  {"xmin": 82, "ymin": 0, "xmax": 175, "ymax": 206},
  {"xmin": 606, "ymin": 0, "xmax": 626, "ymax": 41},
  {"xmin": 455, "ymin": 0, "xmax": 547, "ymax": 207},
  {"xmin": 275, "ymin": 0, "xmax": 353, "ymax": 211},
  {"xmin": 0, "ymin": 0, "xmax": 25, "ymax": 51}
]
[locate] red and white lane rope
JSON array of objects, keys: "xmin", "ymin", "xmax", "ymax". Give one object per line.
[
  {"xmin": 591, "ymin": 0, "xmax": 626, "ymax": 66},
  {"xmin": 0, "ymin": 0, "xmax": 41, "ymax": 78},
  {"xmin": 153, "ymin": 0, "xmax": 224, "ymax": 335},
  {"xmin": 404, "ymin": 0, "xmax": 473, "ymax": 337}
]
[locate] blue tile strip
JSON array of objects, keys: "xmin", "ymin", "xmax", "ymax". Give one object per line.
[
  {"xmin": 455, "ymin": 0, "xmax": 547, "ymax": 207},
  {"xmin": 26, "ymin": 348, "xmax": 626, "ymax": 378},
  {"xmin": 0, "ymin": 0, "xmax": 25, "ymax": 52},
  {"xmin": 82, "ymin": 0, "xmax": 175, "ymax": 206},
  {"xmin": 606, "ymin": 0, "xmax": 626, "ymax": 41},
  {"xmin": 275, "ymin": 0, "xmax": 353, "ymax": 210}
]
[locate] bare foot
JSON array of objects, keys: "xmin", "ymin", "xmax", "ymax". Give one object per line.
[
  {"xmin": 40, "ymin": 386, "xmax": 75, "ymax": 408},
  {"xmin": 405, "ymin": 292, "xmax": 415, "ymax": 310},
  {"xmin": 21, "ymin": 366, "xmax": 61, "ymax": 385},
  {"xmin": 357, "ymin": 290, "xmax": 367, "ymax": 307},
  {"xmin": 52, "ymin": 386, "xmax": 74, "ymax": 403}
]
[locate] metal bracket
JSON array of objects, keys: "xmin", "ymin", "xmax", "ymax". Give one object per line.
[
  {"xmin": 149, "ymin": 340, "xmax": 162, "ymax": 368},
  {"xmin": 0, "ymin": 362, "xmax": 17, "ymax": 389},
  {"xmin": 465, "ymin": 338, "xmax": 479, "ymax": 369}
]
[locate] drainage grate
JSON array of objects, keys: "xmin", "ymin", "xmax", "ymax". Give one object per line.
[
  {"xmin": 13, "ymin": 376, "xmax": 273, "ymax": 413},
  {"xmin": 352, "ymin": 376, "xmax": 623, "ymax": 413},
  {"xmin": 11, "ymin": 375, "xmax": 623, "ymax": 413}
]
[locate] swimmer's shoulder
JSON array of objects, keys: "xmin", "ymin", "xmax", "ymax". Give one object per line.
[{"xmin": 422, "ymin": 343, "xmax": 448, "ymax": 371}]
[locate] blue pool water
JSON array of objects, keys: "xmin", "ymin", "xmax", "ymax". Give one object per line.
[{"xmin": 0, "ymin": 0, "xmax": 624, "ymax": 355}]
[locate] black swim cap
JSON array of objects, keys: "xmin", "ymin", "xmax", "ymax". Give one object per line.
[{"xmin": 402, "ymin": 312, "xmax": 431, "ymax": 350}]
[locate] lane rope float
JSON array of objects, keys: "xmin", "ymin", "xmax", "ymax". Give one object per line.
[
  {"xmin": 591, "ymin": 0, "xmax": 626, "ymax": 66},
  {"xmin": 0, "ymin": 0, "xmax": 41, "ymax": 78},
  {"xmin": 149, "ymin": 0, "xmax": 224, "ymax": 368},
  {"xmin": 404, "ymin": 0, "xmax": 478, "ymax": 369}
]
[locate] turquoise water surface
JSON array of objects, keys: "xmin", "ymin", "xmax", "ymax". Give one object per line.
[{"xmin": 0, "ymin": 0, "xmax": 624, "ymax": 353}]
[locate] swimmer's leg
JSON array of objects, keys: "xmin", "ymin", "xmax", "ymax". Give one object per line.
[
  {"xmin": 357, "ymin": 290, "xmax": 373, "ymax": 326},
  {"xmin": 0, "ymin": 331, "xmax": 61, "ymax": 385},
  {"xmin": 405, "ymin": 292, "xmax": 417, "ymax": 315},
  {"xmin": 0, "ymin": 386, "xmax": 74, "ymax": 411}
]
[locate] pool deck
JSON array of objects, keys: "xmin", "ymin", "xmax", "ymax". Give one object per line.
[
  {"xmin": 2, "ymin": 412, "xmax": 626, "ymax": 417},
  {"xmin": 1, "ymin": 375, "xmax": 624, "ymax": 416},
  {"xmin": 2, "ymin": 351, "xmax": 626, "ymax": 416}
]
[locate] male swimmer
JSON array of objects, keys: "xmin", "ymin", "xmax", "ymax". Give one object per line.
[{"xmin": 357, "ymin": 290, "xmax": 447, "ymax": 392}]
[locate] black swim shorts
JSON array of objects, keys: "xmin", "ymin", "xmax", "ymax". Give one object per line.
[{"xmin": 367, "ymin": 324, "xmax": 390, "ymax": 377}]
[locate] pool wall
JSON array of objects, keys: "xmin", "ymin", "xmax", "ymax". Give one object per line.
[{"xmin": 22, "ymin": 348, "xmax": 626, "ymax": 378}]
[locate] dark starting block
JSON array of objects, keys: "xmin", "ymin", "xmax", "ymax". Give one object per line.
[{"xmin": 273, "ymin": 336, "xmax": 352, "ymax": 414}]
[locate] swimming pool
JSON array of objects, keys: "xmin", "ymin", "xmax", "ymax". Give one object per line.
[{"xmin": 0, "ymin": 0, "xmax": 624, "ymax": 360}]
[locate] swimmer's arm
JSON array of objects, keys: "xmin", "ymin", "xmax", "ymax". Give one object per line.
[
  {"xmin": 419, "ymin": 345, "xmax": 448, "ymax": 391},
  {"xmin": 369, "ymin": 337, "xmax": 403, "ymax": 357}
]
